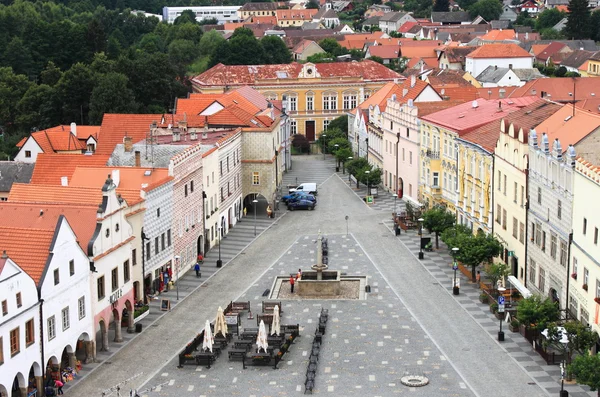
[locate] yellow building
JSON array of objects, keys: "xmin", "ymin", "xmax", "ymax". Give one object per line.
[
  {"xmin": 586, "ymin": 52, "xmax": 600, "ymax": 76},
  {"xmin": 238, "ymin": 2, "xmax": 277, "ymax": 19},
  {"xmin": 191, "ymin": 60, "xmax": 402, "ymax": 141},
  {"xmin": 419, "ymin": 97, "xmax": 539, "ymax": 218},
  {"xmin": 275, "ymin": 9, "xmax": 318, "ymax": 27}
]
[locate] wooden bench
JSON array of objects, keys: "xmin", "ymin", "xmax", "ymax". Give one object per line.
[
  {"xmin": 229, "ymin": 301, "xmax": 250, "ymax": 313},
  {"xmin": 257, "ymin": 313, "xmax": 274, "ymax": 327},
  {"xmin": 281, "ymin": 324, "xmax": 300, "ymax": 337},
  {"xmin": 228, "ymin": 349, "xmax": 247, "ymax": 361},
  {"xmin": 262, "ymin": 301, "xmax": 283, "ymax": 314},
  {"xmin": 240, "ymin": 330, "xmax": 258, "ymax": 340},
  {"xmin": 195, "ymin": 353, "xmax": 216, "ymax": 368},
  {"xmin": 234, "ymin": 339, "xmax": 253, "ymax": 350}
]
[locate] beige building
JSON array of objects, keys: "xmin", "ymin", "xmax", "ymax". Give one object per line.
[{"xmin": 292, "ymin": 40, "xmax": 325, "ymax": 61}]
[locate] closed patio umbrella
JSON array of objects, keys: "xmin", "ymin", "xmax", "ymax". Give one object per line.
[
  {"xmin": 214, "ymin": 306, "xmax": 228, "ymax": 337},
  {"xmin": 256, "ymin": 320, "xmax": 269, "ymax": 353},
  {"xmin": 202, "ymin": 320, "xmax": 214, "ymax": 353},
  {"xmin": 271, "ymin": 305, "xmax": 281, "ymax": 336}
]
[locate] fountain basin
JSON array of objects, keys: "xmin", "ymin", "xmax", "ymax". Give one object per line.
[{"xmin": 297, "ymin": 270, "xmax": 341, "ymax": 296}]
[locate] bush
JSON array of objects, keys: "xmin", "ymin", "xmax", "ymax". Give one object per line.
[
  {"xmin": 480, "ymin": 293, "xmax": 489, "ymax": 303},
  {"xmin": 134, "ymin": 305, "xmax": 149, "ymax": 318}
]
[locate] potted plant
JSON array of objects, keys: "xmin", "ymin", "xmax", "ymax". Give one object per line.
[
  {"xmin": 594, "ymin": 297, "xmax": 600, "ymax": 304},
  {"xmin": 571, "ymin": 273, "xmax": 577, "ymax": 280},
  {"xmin": 479, "ymin": 293, "xmax": 489, "ymax": 304},
  {"xmin": 490, "ymin": 302, "xmax": 498, "ymax": 313},
  {"xmin": 583, "ymin": 284, "xmax": 588, "ymax": 291},
  {"xmin": 509, "ymin": 319, "xmax": 520, "ymax": 332},
  {"xmin": 511, "ymin": 290, "xmax": 521, "ymax": 299}
]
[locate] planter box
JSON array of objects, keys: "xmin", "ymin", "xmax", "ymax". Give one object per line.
[
  {"xmin": 134, "ymin": 309, "xmax": 150, "ymax": 324},
  {"xmin": 509, "ymin": 325, "xmax": 519, "ymax": 332}
]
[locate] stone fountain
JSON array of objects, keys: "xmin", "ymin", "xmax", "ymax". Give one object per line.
[{"xmin": 297, "ymin": 230, "xmax": 341, "ymax": 296}]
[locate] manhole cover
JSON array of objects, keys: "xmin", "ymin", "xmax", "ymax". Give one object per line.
[{"xmin": 400, "ymin": 375, "xmax": 429, "ymax": 387}]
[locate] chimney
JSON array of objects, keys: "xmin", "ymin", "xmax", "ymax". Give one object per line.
[
  {"xmin": 1, "ymin": 250, "xmax": 7, "ymax": 259},
  {"xmin": 494, "ymin": 65, "xmax": 497, "ymax": 70},
  {"xmin": 173, "ymin": 129, "xmax": 180, "ymax": 142},
  {"xmin": 410, "ymin": 75, "xmax": 416, "ymax": 88},
  {"xmin": 530, "ymin": 128, "xmax": 538, "ymax": 148},
  {"xmin": 39, "ymin": 209, "xmax": 44, "ymax": 217},
  {"xmin": 124, "ymin": 136, "xmax": 133, "ymax": 152},
  {"xmin": 112, "ymin": 169, "xmax": 120, "ymax": 187},
  {"xmin": 60, "ymin": 176, "xmax": 68, "ymax": 186},
  {"xmin": 402, "ymin": 88, "xmax": 408, "ymax": 97},
  {"xmin": 70, "ymin": 122, "xmax": 77, "ymax": 137},
  {"xmin": 135, "ymin": 151, "xmax": 141, "ymax": 167}
]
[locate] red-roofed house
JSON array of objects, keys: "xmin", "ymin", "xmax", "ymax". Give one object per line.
[
  {"xmin": 419, "ymin": 96, "xmax": 538, "ymax": 211},
  {"xmin": 465, "ymin": 44, "xmax": 534, "ymax": 77},
  {"xmin": 291, "ymin": 40, "xmax": 325, "ymax": 61},
  {"xmin": 365, "ymin": 45, "xmax": 401, "ymax": 64},
  {"xmin": 30, "ymin": 153, "xmax": 110, "ymax": 185}
]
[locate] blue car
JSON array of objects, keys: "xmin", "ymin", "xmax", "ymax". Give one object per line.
[
  {"xmin": 288, "ymin": 199, "xmax": 316, "ymax": 211},
  {"xmin": 282, "ymin": 191, "xmax": 316, "ymax": 203}
]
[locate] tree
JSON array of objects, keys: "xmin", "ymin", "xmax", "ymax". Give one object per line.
[
  {"xmin": 174, "ymin": 10, "xmax": 198, "ymax": 25},
  {"xmin": 306, "ymin": 52, "xmax": 335, "ymax": 63},
  {"xmin": 433, "ymin": 0, "xmax": 449, "ymax": 12},
  {"xmin": 540, "ymin": 28, "xmax": 565, "ymax": 40},
  {"xmin": 306, "ymin": 0, "xmax": 319, "ymax": 8},
  {"xmin": 336, "ymin": 147, "xmax": 354, "ymax": 172},
  {"xmin": 261, "ymin": 36, "xmax": 292, "ymax": 64},
  {"xmin": 447, "ymin": 229, "xmax": 502, "ymax": 282},
  {"xmin": 16, "ymin": 84, "xmax": 61, "ymax": 131},
  {"xmin": 422, "ymin": 206, "xmax": 455, "ymax": 248},
  {"xmin": 0, "ymin": 67, "xmax": 33, "ymax": 133},
  {"xmin": 319, "ymin": 38, "xmax": 347, "ymax": 57},
  {"xmin": 536, "ymin": 8, "xmax": 566, "ymax": 31},
  {"xmin": 327, "ymin": 115, "xmax": 349, "ymax": 135},
  {"xmin": 346, "ymin": 157, "xmax": 369, "ymax": 187},
  {"xmin": 89, "ymin": 72, "xmax": 138, "ymax": 124},
  {"xmin": 543, "ymin": 321, "xmax": 598, "ymax": 368},
  {"xmin": 457, "ymin": 0, "xmax": 477, "ymax": 10},
  {"xmin": 515, "ymin": 11, "xmax": 536, "ymax": 28},
  {"xmin": 516, "ymin": 295, "xmax": 560, "ymax": 331},
  {"xmin": 569, "ymin": 353, "xmax": 600, "ymax": 396},
  {"xmin": 3, "ymin": 37, "xmax": 35, "ymax": 78},
  {"xmin": 168, "ymin": 39, "xmax": 200, "ymax": 77},
  {"xmin": 483, "ymin": 262, "xmax": 509, "ymax": 296},
  {"xmin": 565, "ymin": 0, "xmax": 591, "ymax": 39},
  {"xmin": 468, "ymin": 0, "xmax": 503, "ymax": 21},
  {"xmin": 212, "ymin": 28, "xmax": 266, "ymax": 65},
  {"xmin": 40, "ymin": 61, "xmax": 63, "ymax": 87},
  {"xmin": 328, "ymin": 137, "xmax": 351, "ymax": 153},
  {"xmin": 291, "ymin": 134, "xmax": 310, "ymax": 153}
]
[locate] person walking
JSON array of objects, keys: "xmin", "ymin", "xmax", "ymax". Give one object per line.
[
  {"xmin": 55, "ymin": 379, "xmax": 64, "ymax": 395},
  {"xmin": 289, "ymin": 275, "xmax": 295, "ymax": 293},
  {"xmin": 296, "ymin": 268, "xmax": 302, "ymax": 281},
  {"xmin": 243, "ymin": 207, "xmax": 247, "ymax": 217},
  {"xmin": 476, "ymin": 271, "xmax": 481, "ymax": 285},
  {"xmin": 163, "ymin": 270, "xmax": 170, "ymax": 291},
  {"xmin": 194, "ymin": 262, "xmax": 201, "ymax": 278}
]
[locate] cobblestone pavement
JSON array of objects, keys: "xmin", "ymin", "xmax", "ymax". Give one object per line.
[{"xmin": 73, "ymin": 155, "xmax": 558, "ymax": 397}]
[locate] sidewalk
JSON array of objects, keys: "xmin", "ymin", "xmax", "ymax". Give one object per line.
[
  {"xmin": 381, "ymin": 221, "xmax": 594, "ymax": 397},
  {"xmin": 62, "ymin": 214, "xmax": 279, "ymax": 394}
]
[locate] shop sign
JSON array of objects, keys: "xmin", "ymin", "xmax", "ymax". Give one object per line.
[{"xmin": 109, "ymin": 288, "xmax": 123, "ymax": 304}]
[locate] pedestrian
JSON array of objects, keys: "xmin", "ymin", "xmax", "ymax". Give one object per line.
[
  {"xmin": 197, "ymin": 254, "xmax": 204, "ymax": 264},
  {"xmin": 244, "ymin": 207, "xmax": 247, "ymax": 217},
  {"xmin": 55, "ymin": 379, "xmax": 64, "ymax": 395},
  {"xmin": 289, "ymin": 275, "xmax": 295, "ymax": 293},
  {"xmin": 476, "ymin": 271, "xmax": 481, "ymax": 285},
  {"xmin": 194, "ymin": 262, "xmax": 201, "ymax": 278},
  {"xmin": 266, "ymin": 205, "xmax": 273, "ymax": 218},
  {"xmin": 296, "ymin": 268, "xmax": 302, "ymax": 280},
  {"xmin": 163, "ymin": 270, "xmax": 170, "ymax": 291}
]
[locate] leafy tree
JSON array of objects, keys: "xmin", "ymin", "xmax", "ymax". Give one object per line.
[
  {"xmin": 516, "ymin": 295, "xmax": 560, "ymax": 331},
  {"xmin": 40, "ymin": 61, "xmax": 63, "ymax": 86},
  {"xmin": 565, "ymin": 0, "xmax": 591, "ymax": 39},
  {"xmin": 433, "ymin": 0, "xmax": 449, "ymax": 12},
  {"xmin": 457, "ymin": 0, "xmax": 477, "ymax": 10},
  {"xmin": 358, "ymin": 166, "xmax": 382, "ymax": 187},
  {"xmin": 327, "ymin": 115, "xmax": 348, "ymax": 135},
  {"xmin": 569, "ymin": 353, "xmax": 600, "ymax": 396},
  {"xmin": 468, "ymin": 0, "xmax": 503, "ymax": 20},
  {"xmin": 336, "ymin": 147, "xmax": 354, "ymax": 172},
  {"xmin": 0, "ymin": 67, "xmax": 33, "ymax": 132},
  {"xmin": 89, "ymin": 72, "xmax": 138, "ymax": 124},
  {"xmin": 328, "ymin": 137, "xmax": 351, "ymax": 163},
  {"xmin": 261, "ymin": 36, "xmax": 292, "ymax": 64},
  {"xmin": 168, "ymin": 39, "xmax": 200, "ymax": 77},
  {"xmin": 174, "ymin": 10, "xmax": 197, "ymax": 25},
  {"xmin": 422, "ymin": 206, "xmax": 455, "ymax": 248},
  {"xmin": 198, "ymin": 17, "xmax": 219, "ymax": 25},
  {"xmin": 370, "ymin": 56, "xmax": 384, "ymax": 64},
  {"xmin": 212, "ymin": 28, "xmax": 266, "ymax": 65},
  {"xmin": 541, "ymin": 28, "xmax": 565, "ymax": 39},
  {"xmin": 484, "ymin": 262, "xmax": 509, "ymax": 296},
  {"xmin": 440, "ymin": 224, "xmax": 472, "ymax": 247},
  {"xmin": 3, "ymin": 37, "xmax": 35, "ymax": 78},
  {"xmin": 319, "ymin": 38, "xmax": 347, "ymax": 57},
  {"xmin": 555, "ymin": 66, "xmax": 568, "ymax": 77},
  {"xmin": 543, "ymin": 321, "xmax": 598, "ymax": 369},
  {"xmin": 291, "ymin": 133, "xmax": 310, "ymax": 153},
  {"xmin": 346, "ymin": 157, "xmax": 369, "ymax": 186},
  {"xmin": 16, "ymin": 84, "xmax": 61, "ymax": 131},
  {"xmin": 306, "ymin": 0, "xmax": 319, "ymax": 8},
  {"xmin": 306, "ymin": 52, "xmax": 335, "ymax": 63},
  {"xmin": 199, "ymin": 29, "xmax": 225, "ymax": 58},
  {"xmin": 55, "ymin": 62, "xmax": 95, "ymax": 124},
  {"xmin": 536, "ymin": 8, "xmax": 566, "ymax": 31},
  {"xmin": 448, "ymin": 229, "xmax": 502, "ymax": 282},
  {"xmin": 515, "ymin": 11, "xmax": 535, "ymax": 28}
]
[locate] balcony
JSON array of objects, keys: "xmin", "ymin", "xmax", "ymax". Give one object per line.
[{"xmin": 426, "ymin": 149, "xmax": 440, "ymax": 159}]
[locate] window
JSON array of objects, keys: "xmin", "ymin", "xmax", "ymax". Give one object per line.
[
  {"xmin": 324, "ymin": 120, "xmax": 330, "ymax": 130},
  {"xmin": 25, "ymin": 319, "xmax": 34, "ymax": 346},
  {"xmin": 595, "ymin": 228, "xmax": 598, "ymax": 245},
  {"xmin": 25, "ymin": 150, "xmax": 31, "ymax": 158},
  {"xmin": 513, "ymin": 182, "xmax": 517, "ymax": 202},
  {"xmin": 290, "ymin": 120, "xmax": 297, "ymax": 135},
  {"xmin": 519, "ymin": 222, "xmax": 525, "ymax": 244},
  {"xmin": 503, "ymin": 175, "xmax": 507, "ymax": 195},
  {"xmin": 537, "ymin": 186, "xmax": 542, "ymax": 204},
  {"xmin": 167, "ymin": 229, "xmax": 172, "ymax": 246},
  {"xmin": 539, "ymin": 267, "xmax": 546, "ymax": 292},
  {"xmin": 54, "ymin": 269, "xmax": 59, "ymax": 285},
  {"xmin": 185, "ymin": 184, "xmax": 188, "ymax": 197},
  {"xmin": 573, "ymin": 256, "xmax": 578, "ymax": 275},
  {"xmin": 542, "ymin": 230, "xmax": 546, "ymax": 251},
  {"xmin": 146, "ymin": 242, "xmax": 151, "ymax": 260},
  {"xmin": 306, "ymin": 95, "xmax": 313, "ymax": 111},
  {"xmin": 10, "ymin": 327, "xmax": 19, "ymax": 356},
  {"xmin": 596, "ymin": 279, "xmax": 600, "ymax": 299},
  {"xmin": 569, "ymin": 296, "xmax": 578, "ymax": 320},
  {"xmin": 97, "ymin": 276, "xmax": 105, "ymax": 300},
  {"xmin": 343, "ymin": 93, "xmax": 357, "ymax": 109},
  {"xmin": 323, "ymin": 93, "xmax": 337, "ymax": 110},
  {"xmin": 161, "ymin": 233, "xmax": 165, "ymax": 251},
  {"xmin": 2, "ymin": 300, "xmax": 7, "ymax": 316},
  {"xmin": 502, "ymin": 209, "xmax": 507, "ymax": 230},
  {"xmin": 550, "ymin": 233, "xmax": 557, "ymax": 260},
  {"xmin": 521, "ymin": 185, "xmax": 525, "ymax": 207},
  {"xmin": 560, "ymin": 240, "xmax": 567, "ymax": 266},
  {"xmin": 496, "ymin": 204, "xmax": 501, "ymax": 224},
  {"xmin": 190, "ymin": 180, "xmax": 194, "ymax": 192},
  {"xmin": 584, "ymin": 267, "xmax": 589, "ymax": 286},
  {"xmin": 557, "ymin": 200, "xmax": 562, "ymax": 219},
  {"xmin": 78, "ymin": 296, "xmax": 85, "ymax": 320},
  {"xmin": 513, "ymin": 217, "xmax": 518, "ymax": 238},
  {"xmin": 583, "ymin": 218, "xmax": 587, "ymax": 235},
  {"xmin": 534, "ymin": 222, "xmax": 540, "ymax": 246},
  {"xmin": 155, "ymin": 237, "xmax": 159, "ymax": 254},
  {"xmin": 432, "ymin": 172, "xmax": 439, "ymax": 187},
  {"xmin": 288, "ymin": 96, "xmax": 297, "ymax": 111},
  {"xmin": 409, "ymin": 151, "xmax": 412, "ymax": 165},
  {"xmin": 252, "ymin": 172, "xmax": 260, "ymax": 185},
  {"xmin": 123, "ymin": 260, "xmax": 130, "ymax": 283},
  {"xmin": 132, "ymin": 249, "xmax": 137, "ymax": 266},
  {"xmin": 111, "ymin": 268, "xmax": 118, "ymax": 291},
  {"xmin": 47, "ymin": 316, "xmax": 56, "ymax": 340},
  {"xmin": 16, "ymin": 292, "xmax": 22, "ymax": 308},
  {"xmin": 497, "ymin": 171, "xmax": 501, "ymax": 191},
  {"xmin": 61, "ymin": 307, "xmax": 70, "ymax": 331}
]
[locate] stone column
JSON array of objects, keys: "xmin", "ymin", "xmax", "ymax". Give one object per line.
[
  {"xmin": 68, "ymin": 352, "xmax": 76, "ymax": 369},
  {"xmin": 101, "ymin": 328, "xmax": 109, "ymax": 351},
  {"xmin": 114, "ymin": 319, "xmax": 123, "ymax": 343},
  {"xmin": 127, "ymin": 310, "xmax": 135, "ymax": 334},
  {"xmin": 85, "ymin": 341, "xmax": 95, "ymax": 363},
  {"xmin": 35, "ymin": 376, "xmax": 43, "ymax": 395},
  {"xmin": 19, "ymin": 387, "xmax": 27, "ymax": 397}
]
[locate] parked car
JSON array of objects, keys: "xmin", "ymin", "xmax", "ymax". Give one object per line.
[
  {"xmin": 288, "ymin": 199, "xmax": 316, "ymax": 211},
  {"xmin": 288, "ymin": 182, "xmax": 318, "ymax": 195},
  {"xmin": 282, "ymin": 191, "xmax": 316, "ymax": 203}
]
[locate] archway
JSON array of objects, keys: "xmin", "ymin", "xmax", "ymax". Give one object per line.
[
  {"xmin": 550, "ymin": 288, "xmax": 560, "ymax": 307},
  {"xmin": 228, "ymin": 207, "xmax": 233, "ymax": 228},
  {"xmin": 11, "ymin": 372, "xmax": 25, "ymax": 397},
  {"xmin": 27, "ymin": 363, "xmax": 42, "ymax": 397},
  {"xmin": 98, "ymin": 318, "xmax": 109, "ymax": 352},
  {"xmin": 112, "ymin": 308, "xmax": 123, "ymax": 343},
  {"xmin": 197, "ymin": 235, "xmax": 203, "ymax": 258},
  {"xmin": 243, "ymin": 194, "xmax": 268, "ymax": 217},
  {"xmin": 398, "ymin": 177, "xmax": 404, "ymax": 198},
  {"xmin": 0, "ymin": 383, "xmax": 8, "ymax": 397},
  {"xmin": 59, "ymin": 344, "xmax": 79, "ymax": 386},
  {"xmin": 220, "ymin": 216, "xmax": 226, "ymax": 236},
  {"xmin": 45, "ymin": 356, "xmax": 59, "ymax": 393},
  {"xmin": 75, "ymin": 332, "xmax": 93, "ymax": 364},
  {"xmin": 133, "ymin": 281, "xmax": 140, "ymax": 304},
  {"xmin": 122, "ymin": 300, "xmax": 134, "ymax": 334}
]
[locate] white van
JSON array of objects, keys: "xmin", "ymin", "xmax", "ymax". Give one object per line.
[{"xmin": 289, "ymin": 183, "xmax": 318, "ymax": 195}]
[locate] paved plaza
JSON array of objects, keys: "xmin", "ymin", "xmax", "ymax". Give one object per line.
[{"xmin": 69, "ymin": 155, "xmax": 595, "ymax": 397}]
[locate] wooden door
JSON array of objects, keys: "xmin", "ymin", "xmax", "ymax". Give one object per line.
[{"xmin": 305, "ymin": 121, "xmax": 316, "ymax": 142}]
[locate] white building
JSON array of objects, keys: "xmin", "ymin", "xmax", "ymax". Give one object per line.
[
  {"xmin": 465, "ymin": 44, "xmax": 534, "ymax": 79},
  {"xmin": 162, "ymin": 6, "xmax": 241, "ymax": 24},
  {"xmin": 218, "ymin": 130, "xmax": 243, "ymax": 235}
]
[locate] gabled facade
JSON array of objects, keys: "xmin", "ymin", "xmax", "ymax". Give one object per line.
[
  {"xmin": 218, "ymin": 130, "xmax": 243, "ymax": 236},
  {"xmin": 465, "ymin": 44, "xmax": 534, "ymax": 78}
]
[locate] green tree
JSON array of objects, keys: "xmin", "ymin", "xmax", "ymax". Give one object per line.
[
  {"xmin": 0, "ymin": 67, "xmax": 33, "ymax": 133},
  {"xmin": 569, "ymin": 353, "xmax": 600, "ymax": 396},
  {"xmin": 540, "ymin": 28, "xmax": 565, "ymax": 39},
  {"xmin": 346, "ymin": 157, "xmax": 369, "ymax": 187},
  {"xmin": 516, "ymin": 295, "xmax": 560, "ymax": 331},
  {"xmin": 515, "ymin": 11, "xmax": 536, "ymax": 28},
  {"xmin": 457, "ymin": 0, "xmax": 477, "ymax": 10},
  {"xmin": 449, "ymin": 230, "xmax": 502, "ymax": 282},
  {"xmin": 468, "ymin": 0, "xmax": 503, "ymax": 20},
  {"xmin": 174, "ymin": 10, "xmax": 198, "ymax": 25},
  {"xmin": 433, "ymin": 0, "xmax": 449, "ymax": 12},
  {"xmin": 3, "ymin": 37, "xmax": 35, "ymax": 78},
  {"xmin": 199, "ymin": 29, "xmax": 225, "ymax": 57},
  {"xmin": 370, "ymin": 55, "xmax": 384, "ymax": 64},
  {"xmin": 306, "ymin": 0, "xmax": 319, "ymax": 8},
  {"xmin": 565, "ymin": 0, "xmax": 591, "ymax": 39},
  {"xmin": 168, "ymin": 39, "xmax": 200, "ymax": 77},
  {"xmin": 543, "ymin": 321, "xmax": 598, "ymax": 370},
  {"xmin": 56, "ymin": 62, "xmax": 95, "ymax": 124},
  {"xmin": 422, "ymin": 206, "xmax": 455, "ymax": 248},
  {"xmin": 89, "ymin": 72, "xmax": 138, "ymax": 124},
  {"xmin": 536, "ymin": 8, "xmax": 566, "ymax": 31},
  {"xmin": 327, "ymin": 115, "xmax": 348, "ymax": 135},
  {"xmin": 483, "ymin": 262, "xmax": 509, "ymax": 296},
  {"xmin": 336, "ymin": 147, "xmax": 354, "ymax": 173},
  {"xmin": 319, "ymin": 38, "xmax": 347, "ymax": 57},
  {"xmin": 306, "ymin": 52, "xmax": 335, "ymax": 63},
  {"xmin": 212, "ymin": 28, "xmax": 265, "ymax": 65},
  {"xmin": 261, "ymin": 35, "xmax": 292, "ymax": 64},
  {"xmin": 16, "ymin": 84, "xmax": 61, "ymax": 131},
  {"xmin": 40, "ymin": 61, "xmax": 63, "ymax": 86}
]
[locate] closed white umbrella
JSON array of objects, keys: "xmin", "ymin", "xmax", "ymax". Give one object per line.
[
  {"xmin": 271, "ymin": 305, "xmax": 281, "ymax": 336},
  {"xmin": 214, "ymin": 306, "xmax": 228, "ymax": 337},
  {"xmin": 202, "ymin": 320, "xmax": 214, "ymax": 353},
  {"xmin": 256, "ymin": 320, "xmax": 269, "ymax": 353}
]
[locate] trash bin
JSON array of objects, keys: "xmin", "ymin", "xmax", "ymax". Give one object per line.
[
  {"xmin": 136, "ymin": 323, "xmax": 143, "ymax": 333},
  {"xmin": 395, "ymin": 225, "xmax": 400, "ymax": 236},
  {"xmin": 420, "ymin": 237, "xmax": 431, "ymax": 249}
]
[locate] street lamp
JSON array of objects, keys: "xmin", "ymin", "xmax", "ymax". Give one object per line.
[
  {"xmin": 497, "ymin": 286, "xmax": 506, "ymax": 341},
  {"xmin": 334, "ymin": 144, "xmax": 339, "ymax": 171},
  {"xmin": 365, "ymin": 170, "xmax": 370, "ymax": 196},
  {"xmin": 216, "ymin": 226, "xmax": 222, "ymax": 268},
  {"xmin": 348, "ymin": 157, "xmax": 353, "ymax": 182},
  {"xmin": 252, "ymin": 199, "xmax": 258, "ymax": 236},
  {"xmin": 392, "ymin": 193, "xmax": 398, "ymax": 215},
  {"xmin": 559, "ymin": 335, "xmax": 569, "ymax": 397},
  {"xmin": 418, "ymin": 217, "xmax": 424, "ymax": 259},
  {"xmin": 322, "ymin": 134, "xmax": 327, "ymax": 159},
  {"xmin": 345, "ymin": 215, "xmax": 349, "ymax": 236},
  {"xmin": 174, "ymin": 255, "xmax": 180, "ymax": 301},
  {"xmin": 451, "ymin": 247, "xmax": 459, "ymax": 295}
]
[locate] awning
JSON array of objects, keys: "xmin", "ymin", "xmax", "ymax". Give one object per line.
[{"xmin": 507, "ymin": 275, "xmax": 532, "ymax": 299}]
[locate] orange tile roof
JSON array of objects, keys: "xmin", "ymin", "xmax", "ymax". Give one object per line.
[
  {"xmin": 69, "ymin": 166, "xmax": 170, "ymax": 191},
  {"xmin": 401, "ymin": 46, "xmax": 439, "ymax": 59},
  {"xmin": 480, "ymin": 29, "xmax": 516, "ymax": 41},
  {"xmin": 357, "ymin": 81, "xmax": 399, "ymax": 110},
  {"xmin": 30, "ymin": 153, "xmax": 110, "ymax": 185},
  {"xmin": 21, "ymin": 129, "xmax": 86, "ymax": 153},
  {"xmin": 0, "ymin": 203, "xmax": 98, "ymax": 254},
  {"xmin": 276, "ymin": 9, "xmax": 317, "ymax": 20},
  {"xmin": 435, "ymin": 85, "xmax": 480, "ymax": 101},
  {"xmin": 555, "ymin": 5, "xmax": 568, "ymax": 11},
  {"xmin": 398, "ymin": 21, "xmax": 418, "ymax": 33},
  {"xmin": 461, "ymin": 99, "xmax": 563, "ymax": 152},
  {"xmin": 530, "ymin": 44, "xmax": 550, "ymax": 57},
  {"xmin": 477, "ymin": 86, "xmax": 520, "ymax": 100},
  {"xmin": 0, "ymin": 227, "xmax": 54, "ymax": 284},
  {"xmin": 509, "ymin": 77, "xmax": 600, "ymax": 102},
  {"xmin": 579, "ymin": 60, "xmax": 590, "ymax": 71},
  {"xmin": 426, "ymin": 69, "xmax": 471, "ymax": 87},
  {"xmin": 415, "ymin": 100, "xmax": 471, "ymax": 117},
  {"xmin": 9, "ymin": 183, "xmax": 142, "ymax": 206},
  {"xmin": 536, "ymin": 41, "xmax": 568, "ymax": 62},
  {"xmin": 533, "ymin": 105, "xmax": 600, "ymax": 149},
  {"xmin": 96, "ymin": 114, "xmax": 162, "ymax": 156},
  {"xmin": 292, "ymin": 39, "xmax": 318, "ymax": 54},
  {"xmin": 467, "ymin": 44, "xmax": 533, "ymax": 59},
  {"xmin": 421, "ymin": 96, "xmax": 539, "ymax": 134},
  {"xmin": 368, "ymin": 45, "xmax": 400, "ymax": 59}
]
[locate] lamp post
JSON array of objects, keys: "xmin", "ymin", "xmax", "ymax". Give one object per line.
[
  {"xmin": 216, "ymin": 226, "xmax": 222, "ymax": 268},
  {"xmin": 322, "ymin": 134, "xmax": 327, "ymax": 159},
  {"xmin": 392, "ymin": 193, "xmax": 398, "ymax": 215},
  {"xmin": 418, "ymin": 217, "xmax": 424, "ymax": 259},
  {"xmin": 334, "ymin": 144, "xmax": 339, "ymax": 171},
  {"xmin": 348, "ymin": 157, "xmax": 353, "ymax": 182},
  {"xmin": 174, "ymin": 255, "xmax": 180, "ymax": 301},
  {"xmin": 345, "ymin": 215, "xmax": 349, "ymax": 236},
  {"xmin": 252, "ymin": 199, "xmax": 258, "ymax": 236},
  {"xmin": 497, "ymin": 286, "xmax": 506, "ymax": 341},
  {"xmin": 452, "ymin": 247, "xmax": 459, "ymax": 295},
  {"xmin": 365, "ymin": 170, "xmax": 370, "ymax": 197},
  {"xmin": 560, "ymin": 341, "xmax": 569, "ymax": 397}
]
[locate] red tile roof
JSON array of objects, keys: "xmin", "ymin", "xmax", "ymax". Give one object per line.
[
  {"xmin": 467, "ymin": 44, "xmax": 533, "ymax": 59},
  {"xmin": 536, "ymin": 41, "xmax": 569, "ymax": 62},
  {"xmin": 9, "ymin": 183, "xmax": 142, "ymax": 206},
  {"xmin": 480, "ymin": 29, "xmax": 516, "ymax": 41},
  {"xmin": 96, "ymin": 114, "xmax": 162, "ymax": 156},
  {"xmin": 368, "ymin": 45, "xmax": 401, "ymax": 59},
  {"xmin": 192, "ymin": 60, "xmax": 402, "ymax": 87},
  {"xmin": 509, "ymin": 77, "xmax": 600, "ymax": 102},
  {"xmin": 69, "ymin": 166, "xmax": 170, "ymax": 191},
  {"xmin": 19, "ymin": 129, "xmax": 86, "ymax": 153},
  {"xmin": 435, "ymin": 85, "xmax": 480, "ymax": 101},
  {"xmin": 461, "ymin": 99, "xmax": 563, "ymax": 152},
  {"xmin": 30, "ymin": 153, "xmax": 110, "ymax": 185},
  {"xmin": 421, "ymin": 96, "xmax": 539, "ymax": 134},
  {"xmin": 398, "ymin": 21, "xmax": 418, "ymax": 33},
  {"xmin": 414, "ymin": 100, "xmax": 470, "ymax": 117},
  {"xmin": 533, "ymin": 105, "xmax": 600, "ymax": 149},
  {"xmin": 477, "ymin": 86, "xmax": 519, "ymax": 100},
  {"xmin": 0, "ymin": 227, "xmax": 54, "ymax": 284}
]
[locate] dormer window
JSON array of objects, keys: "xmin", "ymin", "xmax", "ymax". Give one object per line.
[
  {"xmin": 115, "ymin": 223, "xmax": 120, "ymax": 232},
  {"xmin": 105, "ymin": 228, "xmax": 110, "ymax": 238}
]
